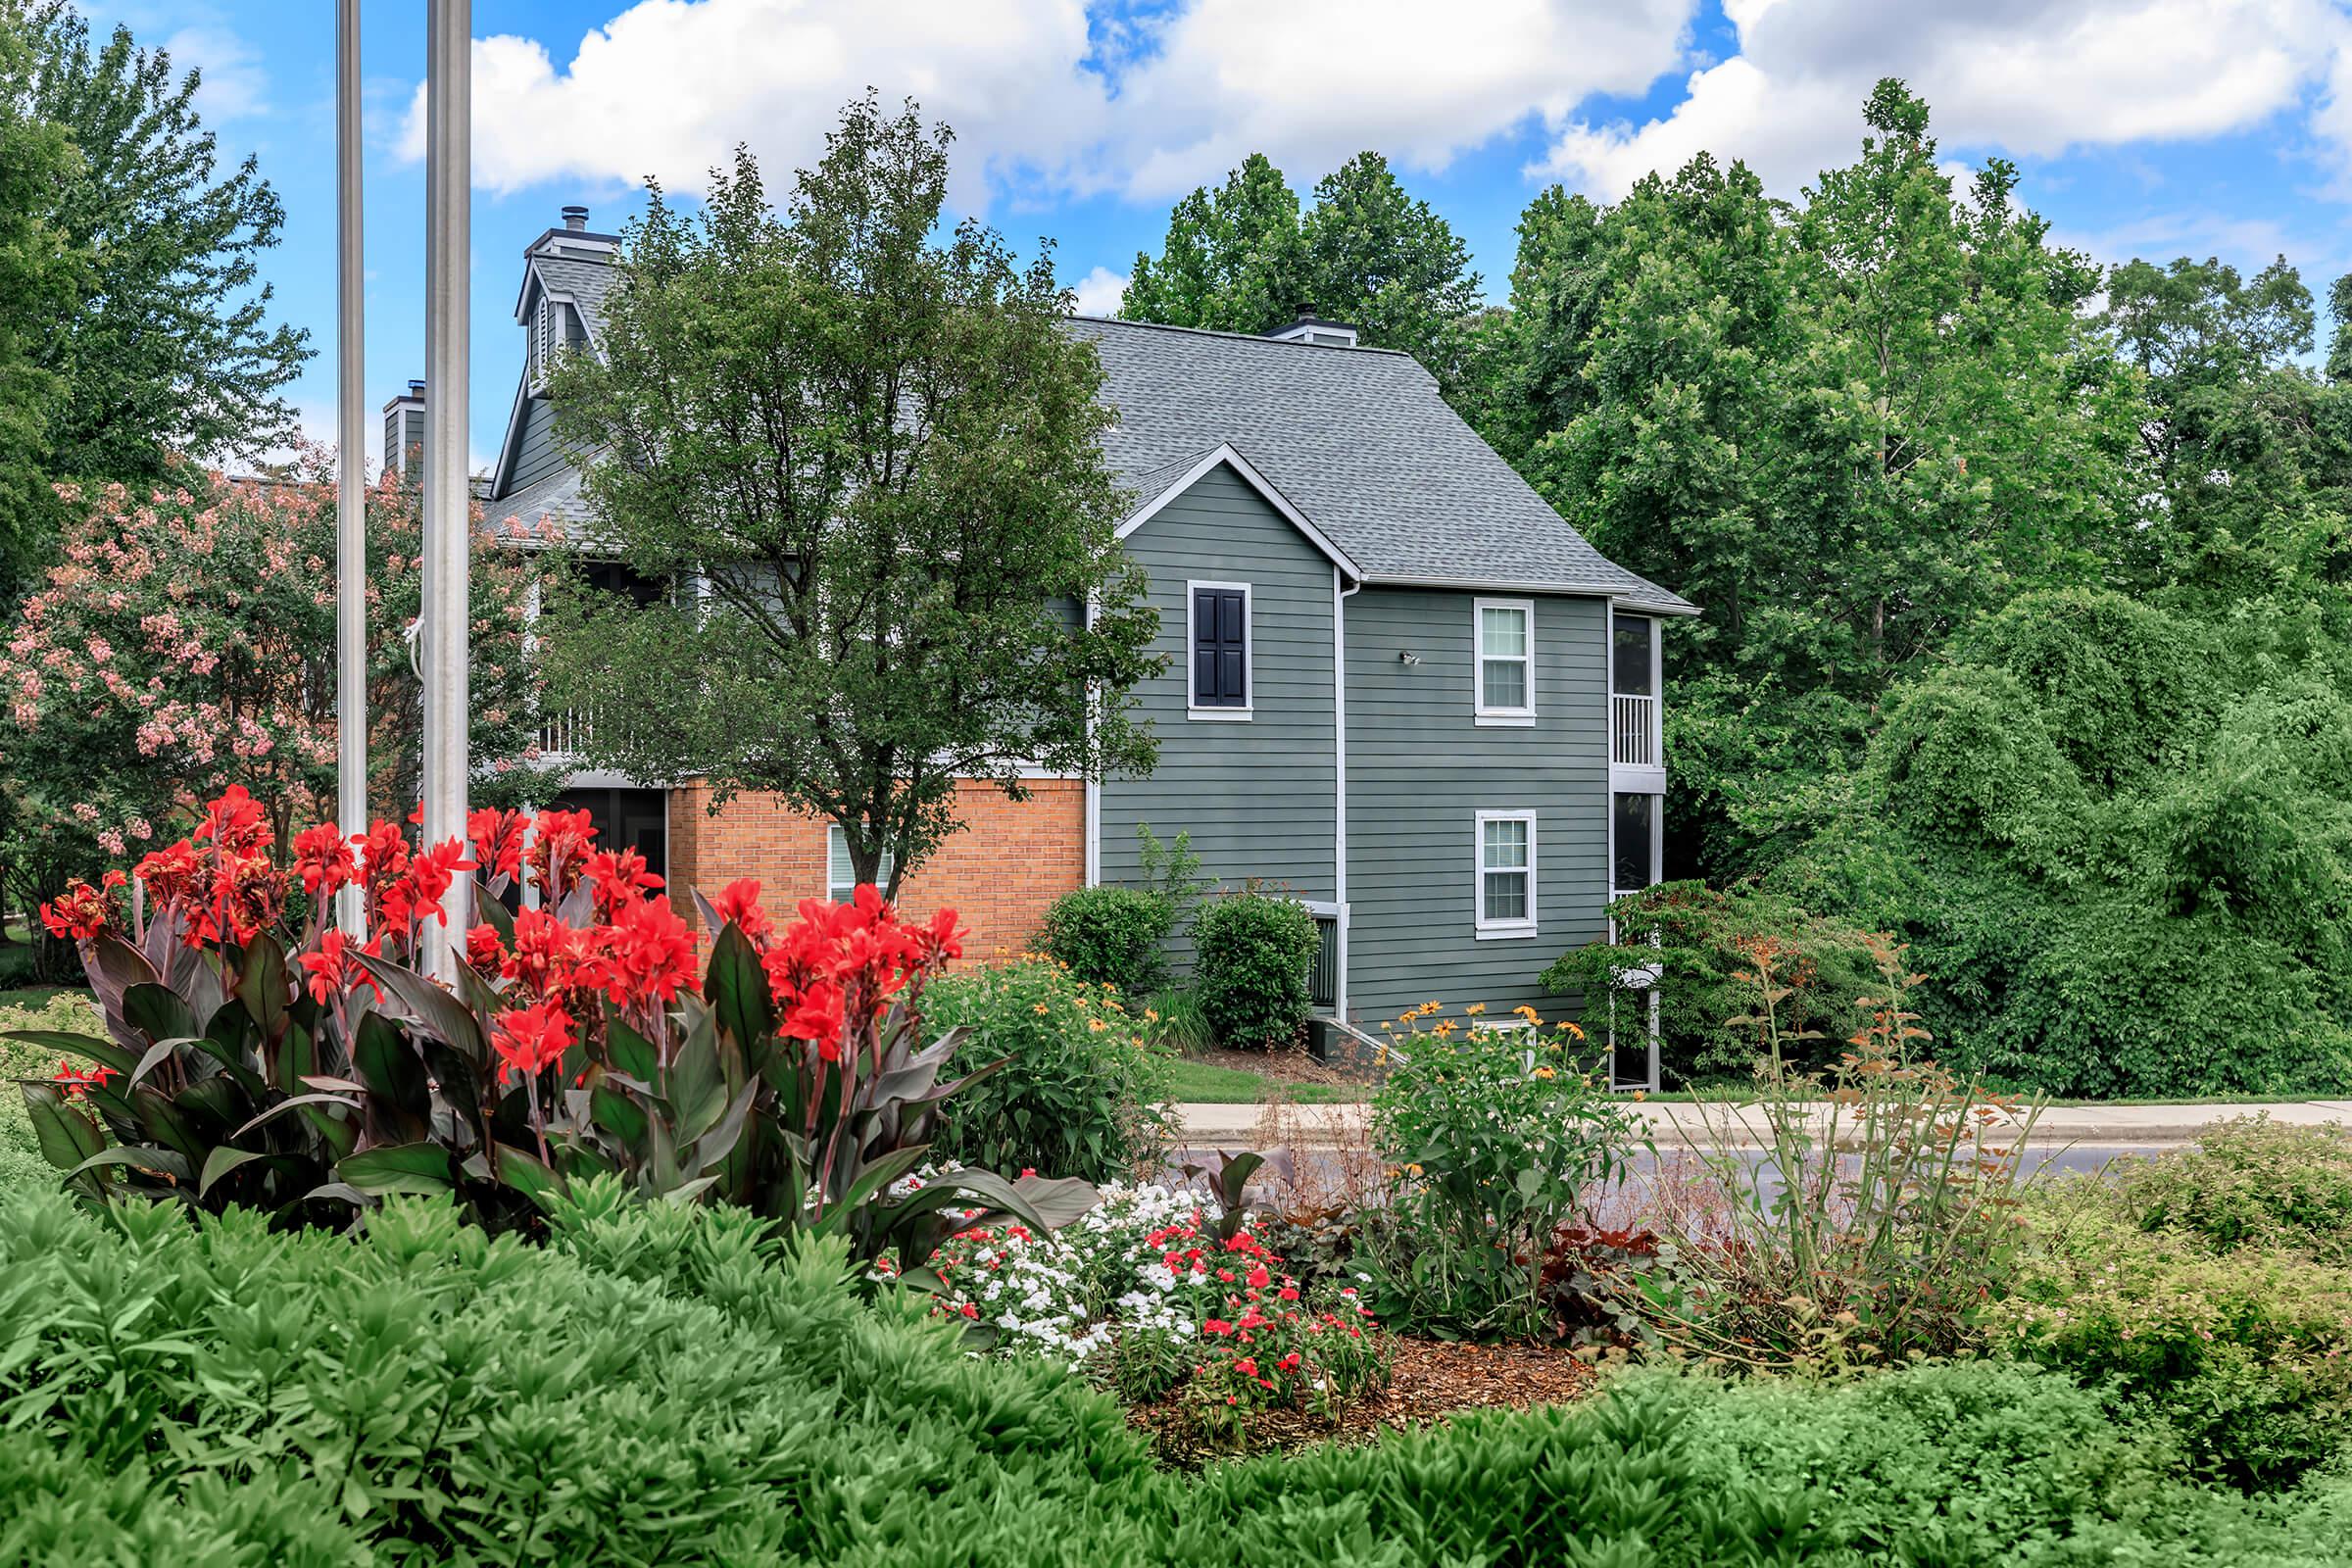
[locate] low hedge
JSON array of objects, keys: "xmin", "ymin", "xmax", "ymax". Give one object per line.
[
  {"xmin": 6, "ymin": 1183, "xmax": 2350, "ymax": 1566},
  {"xmin": 1998, "ymin": 1120, "xmax": 2352, "ymax": 1491}
]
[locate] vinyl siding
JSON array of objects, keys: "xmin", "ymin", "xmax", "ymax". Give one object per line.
[
  {"xmin": 504, "ymin": 395, "xmax": 568, "ymax": 496},
  {"xmin": 1342, "ymin": 585, "xmax": 1610, "ymax": 1027},
  {"xmin": 1098, "ymin": 465, "xmax": 1339, "ymax": 961}
]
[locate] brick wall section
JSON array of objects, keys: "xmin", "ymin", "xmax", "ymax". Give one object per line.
[{"xmin": 665, "ymin": 778, "xmax": 1085, "ymax": 960}]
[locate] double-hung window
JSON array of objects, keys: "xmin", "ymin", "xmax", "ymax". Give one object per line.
[
  {"xmin": 1188, "ymin": 581, "xmax": 1250, "ymax": 717},
  {"xmin": 826, "ymin": 823, "xmax": 894, "ymax": 903},
  {"xmin": 1475, "ymin": 810, "xmax": 1538, "ymax": 938},
  {"xmin": 1474, "ymin": 598, "xmax": 1535, "ymax": 723}
]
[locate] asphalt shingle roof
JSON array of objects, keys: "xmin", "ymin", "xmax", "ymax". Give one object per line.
[
  {"xmin": 1071, "ymin": 318, "xmax": 1690, "ymax": 612},
  {"xmin": 486, "ymin": 250, "xmax": 1689, "ymax": 612}
]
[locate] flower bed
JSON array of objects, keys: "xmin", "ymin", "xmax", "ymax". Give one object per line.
[{"xmin": 915, "ymin": 1180, "xmax": 1390, "ymax": 1446}]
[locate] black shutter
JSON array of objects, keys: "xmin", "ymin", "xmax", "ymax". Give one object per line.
[{"xmin": 1193, "ymin": 588, "xmax": 1248, "ymax": 707}]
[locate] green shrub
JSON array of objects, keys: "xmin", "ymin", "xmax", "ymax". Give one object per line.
[
  {"xmin": 925, "ymin": 958, "xmax": 1176, "ymax": 1183},
  {"xmin": 1192, "ymin": 889, "xmax": 1319, "ymax": 1051},
  {"xmin": 1993, "ymin": 1205, "xmax": 2352, "ymax": 1490},
  {"xmin": 1037, "ymin": 885, "xmax": 1176, "ymax": 993},
  {"xmin": 2114, "ymin": 1118, "xmax": 2352, "ymax": 1259},
  {"xmin": 3, "ymin": 1184, "xmax": 2345, "ymax": 1567},
  {"xmin": 1365, "ymin": 1005, "xmax": 1643, "ymax": 1339},
  {"xmin": 1540, "ymin": 880, "xmax": 1882, "ymax": 1083}
]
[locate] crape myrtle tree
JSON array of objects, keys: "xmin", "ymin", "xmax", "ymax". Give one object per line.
[
  {"xmin": 541, "ymin": 94, "xmax": 1160, "ymax": 893},
  {"xmin": 0, "ymin": 462, "xmax": 548, "ymax": 978}
]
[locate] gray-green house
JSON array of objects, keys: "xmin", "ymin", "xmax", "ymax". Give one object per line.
[
  {"xmin": 1071, "ymin": 310, "xmax": 1694, "ymax": 1044},
  {"xmin": 453, "ymin": 208, "xmax": 1691, "ymax": 1055}
]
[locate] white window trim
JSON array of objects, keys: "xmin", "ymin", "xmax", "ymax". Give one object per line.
[
  {"xmin": 1474, "ymin": 808, "xmax": 1540, "ymax": 940},
  {"xmin": 1186, "ymin": 579, "xmax": 1253, "ymax": 721},
  {"xmin": 826, "ymin": 822, "xmax": 895, "ymax": 902},
  {"xmin": 1473, "ymin": 597, "xmax": 1536, "ymax": 725}
]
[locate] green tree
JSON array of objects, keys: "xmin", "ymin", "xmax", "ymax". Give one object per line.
[
  {"xmin": 541, "ymin": 96, "xmax": 1162, "ymax": 892},
  {"xmin": 2102, "ymin": 254, "xmax": 2351, "ymax": 597},
  {"xmin": 1512, "ymin": 81, "xmax": 2138, "ymax": 878},
  {"xmin": 6, "ymin": 2, "xmax": 310, "ymax": 492},
  {"xmin": 0, "ymin": 5, "xmax": 82, "ymax": 598},
  {"xmin": 1121, "ymin": 152, "xmax": 1304, "ymax": 338},
  {"xmin": 1121, "ymin": 150, "xmax": 1481, "ymax": 380}
]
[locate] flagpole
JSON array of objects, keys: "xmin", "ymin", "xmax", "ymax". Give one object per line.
[
  {"xmin": 334, "ymin": 0, "xmax": 367, "ymax": 935},
  {"xmin": 421, "ymin": 0, "xmax": 471, "ymax": 977}
]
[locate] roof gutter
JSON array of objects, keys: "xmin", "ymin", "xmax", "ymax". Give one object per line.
[{"xmin": 1361, "ymin": 572, "xmax": 1699, "ymax": 617}]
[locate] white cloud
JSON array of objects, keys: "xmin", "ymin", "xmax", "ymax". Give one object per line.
[
  {"xmin": 399, "ymin": 0, "xmax": 1699, "ymax": 205},
  {"xmin": 398, "ymin": 0, "xmax": 1114, "ymax": 205},
  {"xmin": 1102, "ymin": 0, "xmax": 1694, "ymax": 198},
  {"xmin": 1069, "ymin": 265, "xmax": 1127, "ymax": 316},
  {"xmin": 161, "ymin": 23, "xmax": 268, "ymax": 122},
  {"xmin": 1539, "ymin": 0, "xmax": 2352, "ymax": 200}
]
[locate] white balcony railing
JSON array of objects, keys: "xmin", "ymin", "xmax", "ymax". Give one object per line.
[
  {"xmin": 1611, "ymin": 692, "xmax": 1657, "ymax": 767},
  {"xmin": 537, "ymin": 704, "xmax": 595, "ymax": 760}
]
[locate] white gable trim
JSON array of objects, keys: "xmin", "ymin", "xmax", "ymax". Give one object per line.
[{"xmin": 1117, "ymin": 444, "xmax": 1363, "ymax": 583}]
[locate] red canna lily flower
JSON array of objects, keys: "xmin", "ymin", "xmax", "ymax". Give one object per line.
[{"xmin": 490, "ymin": 1000, "xmax": 575, "ymax": 1085}]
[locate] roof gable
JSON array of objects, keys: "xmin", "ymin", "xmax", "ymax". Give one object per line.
[
  {"xmin": 1070, "ymin": 318, "xmax": 1692, "ymax": 612},
  {"xmin": 1119, "ymin": 444, "xmax": 1362, "ymax": 581}
]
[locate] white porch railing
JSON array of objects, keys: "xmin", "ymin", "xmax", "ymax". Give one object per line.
[{"xmin": 1611, "ymin": 692, "xmax": 1657, "ymax": 767}]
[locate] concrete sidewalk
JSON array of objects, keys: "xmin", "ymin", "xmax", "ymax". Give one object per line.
[{"xmin": 1174, "ymin": 1099, "xmax": 2352, "ymax": 1151}]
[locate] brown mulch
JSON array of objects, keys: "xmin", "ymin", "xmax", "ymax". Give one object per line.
[
  {"xmin": 1200, "ymin": 1042, "xmax": 1370, "ymax": 1090},
  {"xmin": 1129, "ymin": 1335, "xmax": 1598, "ymax": 1464}
]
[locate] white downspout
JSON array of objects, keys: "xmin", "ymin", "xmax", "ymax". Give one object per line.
[{"xmin": 1335, "ymin": 568, "xmax": 1359, "ymax": 1021}]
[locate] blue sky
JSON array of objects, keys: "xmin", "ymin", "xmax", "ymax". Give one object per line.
[{"xmin": 89, "ymin": 0, "xmax": 2352, "ymax": 473}]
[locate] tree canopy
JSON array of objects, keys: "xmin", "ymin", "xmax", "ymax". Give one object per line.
[
  {"xmin": 0, "ymin": 2, "xmax": 310, "ymax": 571},
  {"xmin": 540, "ymin": 95, "xmax": 1162, "ymax": 890},
  {"xmin": 1120, "ymin": 150, "xmax": 1482, "ymax": 385},
  {"xmin": 0, "ymin": 5, "xmax": 80, "ymax": 598},
  {"xmin": 1507, "ymin": 83, "xmax": 2352, "ymax": 1095}
]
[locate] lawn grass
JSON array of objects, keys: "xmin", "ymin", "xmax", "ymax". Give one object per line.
[{"xmin": 1163, "ymin": 1054, "xmax": 1368, "ymax": 1104}]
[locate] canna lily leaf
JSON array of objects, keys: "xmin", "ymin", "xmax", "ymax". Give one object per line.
[
  {"xmin": 67, "ymin": 1145, "xmax": 193, "ymax": 1185},
  {"xmin": 354, "ymin": 953, "xmax": 489, "ymax": 1066},
  {"xmin": 2, "ymin": 1028, "xmax": 139, "ymax": 1078},
  {"xmin": 336, "ymin": 1142, "xmax": 456, "ymax": 1196},
  {"xmin": 21, "ymin": 1082, "xmax": 107, "ymax": 1171}
]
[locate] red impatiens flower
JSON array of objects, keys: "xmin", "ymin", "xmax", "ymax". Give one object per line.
[
  {"xmin": 291, "ymin": 821, "xmax": 358, "ymax": 899},
  {"xmin": 490, "ymin": 1000, "xmax": 576, "ymax": 1085}
]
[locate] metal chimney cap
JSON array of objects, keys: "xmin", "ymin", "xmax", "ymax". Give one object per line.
[{"xmin": 561, "ymin": 205, "xmax": 589, "ymax": 231}]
